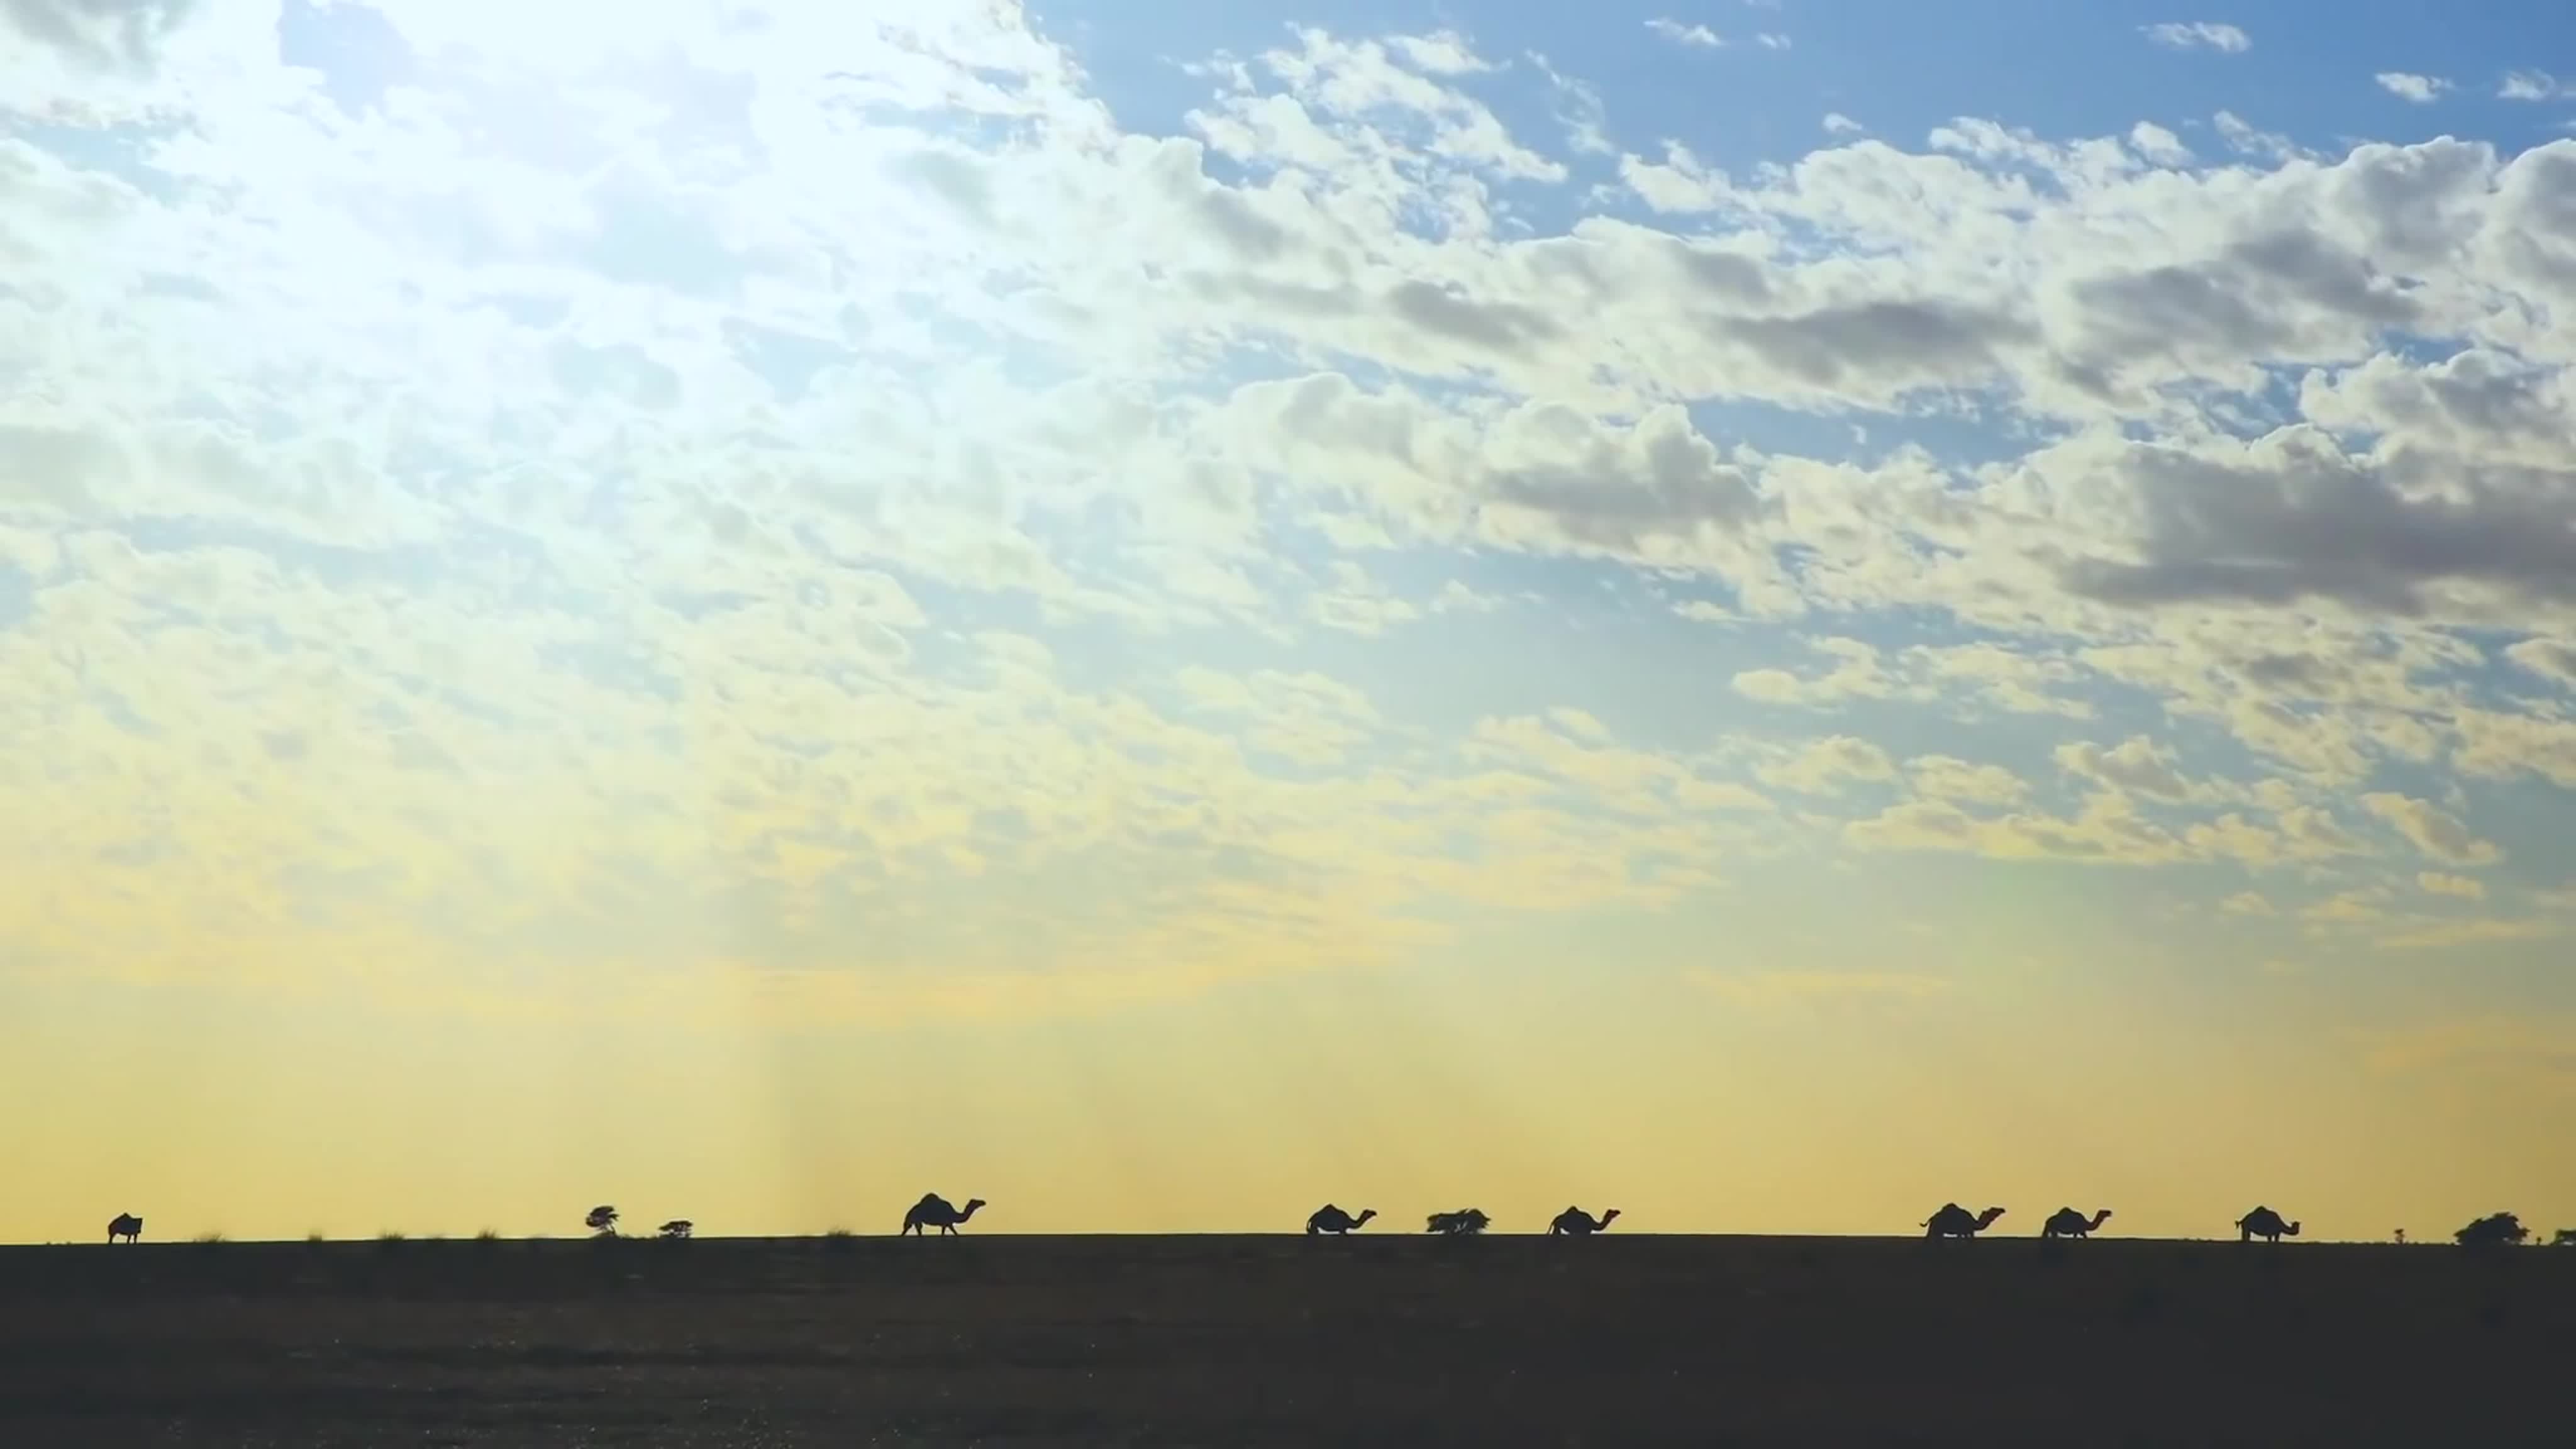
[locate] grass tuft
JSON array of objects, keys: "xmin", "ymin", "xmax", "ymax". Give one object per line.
[
  {"xmin": 475, "ymin": 1228, "xmax": 502, "ymax": 1241},
  {"xmin": 191, "ymin": 1232, "xmax": 226, "ymax": 1244}
]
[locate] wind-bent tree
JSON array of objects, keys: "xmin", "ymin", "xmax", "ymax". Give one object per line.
[
  {"xmin": 1426, "ymin": 1209, "xmax": 1491, "ymax": 1235},
  {"xmin": 657, "ymin": 1219, "xmax": 694, "ymax": 1240},
  {"xmin": 586, "ymin": 1205, "xmax": 620, "ymax": 1237},
  {"xmin": 2455, "ymin": 1212, "xmax": 2528, "ymax": 1246}
]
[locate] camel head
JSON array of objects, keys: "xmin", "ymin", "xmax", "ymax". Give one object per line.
[
  {"xmin": 1353, "ymin": 1208, "xmax": 1377, "ymax": 1227},
  {"xmin": 2282, "ymin": 1219, "xmax": 2301, "ymax": 1237},
  {"xmin": 1599, "ymin": 1209, "xmax": 1621, "ymax": 1228},
  {"xmin": 1975, "ymin": 1206, "xmax": 2006, "ymax": 1229},
  {"xmin": 958, "ymin": 1198, "xmax": 987, "ymax": 1220},
  {"xmin": 2087, "ymin": 1209, "xmax": 2113, "ymax": 1229}
]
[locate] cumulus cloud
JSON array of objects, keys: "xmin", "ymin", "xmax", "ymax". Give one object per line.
[
  {"xmin": 2360, "ymin": 793, "xmax": 2501, "ymax": 866},
  {"xmin": 2373, "ymin": 72, "xmax": 2450, "ymax": 103},
  {"xmin": 0, "ymin": 1, "xmax": 2562, "ymax": 1022},
  {"xmin": 1759, "ymin": 736, "xmax": 1898, "ymax": 796}
]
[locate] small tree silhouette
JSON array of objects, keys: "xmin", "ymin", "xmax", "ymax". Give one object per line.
[
  {"xmin": 585, "ymin": 1205, "xmax": 619, "ymax": 1237},
  {"xmin": 657, "ymin": 1219, "xmax": 693, "ymax": 1240}
]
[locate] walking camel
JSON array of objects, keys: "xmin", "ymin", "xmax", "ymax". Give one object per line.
[
  {"xmin": 1922, "ymin": 1204, "xmax": 2006, "ymax": 1239},
  {"xmin": 107, "ymin": 1213, "xmax": 143, "ymax": 1244},
  {"xmin": 2040, "ymin": 1208, "xmax": 2112, "ymax": 1240},
  {"xmin": 1426, "ymin": 1209, "xmax": 1491, "ymax": 1235},
  {"xmin": 2236, "ymin": 1206, "xmax": 2300, "ymax": 1243},
  {"xmin": 1548, "ymin": 1206, "xmax": 1620, "ymax": 1235},
  {"xmin": 901, "ymin": 1193, "xmax": 985, "ymax": 1236},
  {"xmin": 1306, "ymin": 1204, "xmax": 1376, "ymax": 1235}
]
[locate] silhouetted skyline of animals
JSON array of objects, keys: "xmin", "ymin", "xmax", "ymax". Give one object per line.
[{"xmin": 73, "ymin": 1194, "xmax": 2570, "ymax": 1246}]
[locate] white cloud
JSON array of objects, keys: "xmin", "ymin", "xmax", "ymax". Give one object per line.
[
  {"xmin": 1646, "ymin": 18, "xmax": 1723, "ymax": 48},
  {"xmin": 1755, "ymin": 33, "xmax": 1791, "ymax": 50},
  {"xmin": 2499, "ymin": 70, "xmax": 2562, "ymax": 101},
  {"xmin": 3, "ymin": 1, "xmax": 2575, "ymax": 1023},
  {"xmin": 2127, "ymin": 122, "xmax": 2192, "ymax": 165},
  {"xmin": 1823, "ymin": 113, "xmax": 1864, "ymax": 136},
  {"xmin": 2143, "ymin": 21, "xmax": 2251, "ymax": 53},
  {"xmin": 2374, "ymin": 72, "xmax": 2451, "ymax": 103}
]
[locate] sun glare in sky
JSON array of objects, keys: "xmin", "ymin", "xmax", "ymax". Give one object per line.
[{"xmin": 2, "ymin": 0, "xmax": 2573, "ymax": 1242}]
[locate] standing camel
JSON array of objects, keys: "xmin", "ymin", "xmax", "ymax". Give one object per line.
[
  {"xmin": 1548, "ymin": 1206, "xmax": 1620, "ymax": 1235},
  {"xmin": 2040, "ymin": 1208, "xmax": 2112, "ymax": 1240},
  {"xmin": 1306, "ymin": 1204, "xmax": 1376, "ymax": 1235},
  {"xmin": 1923, "ymin": 1204, "xmax": 2007, "ymax": 1239},
  {"xmin": 2236, "ymin": 1206, "xmax": 2301, "ymax": 1243},
  {"xmin": 107, "ymin": 1213, "xmax": 143, "ymax": 1244},
  {"xmin": 901, "ymin": 1193, "xmax": 986, "ymax": 1236}
]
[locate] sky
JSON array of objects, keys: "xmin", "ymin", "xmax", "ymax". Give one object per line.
[{"xmin": 3, "ymin": 0, "xmax": 2573, "ymax": 1244}]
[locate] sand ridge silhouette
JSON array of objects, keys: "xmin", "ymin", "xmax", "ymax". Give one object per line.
[{"xmin": 5, "ymin": 1232, "xmax": 2571, "ymax": 1446}]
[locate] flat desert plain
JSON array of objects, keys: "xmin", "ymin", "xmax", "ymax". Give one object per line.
[{"xmin": 3, "ymin": 1233, "xmax": 2568, "ymax": 1446}]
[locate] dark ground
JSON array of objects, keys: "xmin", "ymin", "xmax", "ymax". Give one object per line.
[{"xmin": 2, "ymin": 1233, "xmax": 2569, "ymax": 1446}]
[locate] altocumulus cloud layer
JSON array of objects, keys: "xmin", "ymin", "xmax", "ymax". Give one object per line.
[{"xmin": 6, "ymin": 0, "xmax": 2576, "ymax": 1030}]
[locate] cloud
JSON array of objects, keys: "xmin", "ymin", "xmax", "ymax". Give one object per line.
[
  {"xmin": 1907, "ymin": 755, "xmax": 2029, "ymax": 808},
  {"xmin": 2054, "ymin": 736, "xmax": 2197, "ymax": 803},
  {"xmin": 1758, "ymin": 736, "xmax": 1897, "ymax": 796},
  {"xmin": 2143, "ymin": 21, "xmax": 2251, "ymax": 53},
  {"xmin": 1645, "ymin": 18, "xmax": 1723, "ymax": 48},
  {"xmin": 2373, "ymin": 72, "xmax": 2451, "ymax": 103},
  {"xmin": 2, "ymin": 1, "xmax": 2574, "ymax": 1034},
  {"xmin": 2359, "ymin": 794, "xmax": 2501, "ymax": 866},
  {"xmin": 2417, "ymin": 872, "xmax": 2487, "ymax": 901},
  {"xmin": 1823, "ymin": 113, "xmax": 1863, "ymax": 137},
  {"xmin": 2220, "ymin": 891, "xmax": 2274, "ymax": 916},
  {"xmin": 2499, "ymin": 70, "xmax": 2563, "ymax": 101}
]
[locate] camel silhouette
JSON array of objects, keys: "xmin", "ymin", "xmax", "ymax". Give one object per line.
[
  {"xmin": 107, "ymin": 1213, "xmax": 142, "ymax": 1244},
  {"xmin": 1306, "ymin": 1204, "xmax": 1376, "ymax": 1235},
  {"xmin": 2236, "ymin": 1206, "xmax": 2300, "ymax": 1243},
  {"xmin": 2040, "ymin": 1207, "xmax": 2112, "ymax": 1240},
  {"xmin": 1922, "ymin": 1204, "xmax": 2006, "ymax": 1238},
  {"xmin": 2455, "ymin": 1212, "xmax": 2527, "ymax": 1246},
  {"xmin": 2553, "ymin": 1228, "xmax": 2576, "ymax": 1246},
  {"xmin": 1425, "ymin": 1209, "xmax": 1491, "ymax": 1235},
  {"xmin": 1548, "ymin": 1206, "xmax": 1619, "ymax": 1236},
  {"xmin": 901, "ymin": 1194, "xmax": 985, "ymax": 1235}
]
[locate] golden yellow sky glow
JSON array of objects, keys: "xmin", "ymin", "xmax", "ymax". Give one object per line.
[{"xmin": 3, "ymin": 1, "xmax": 2573, "ymax": 1243}]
